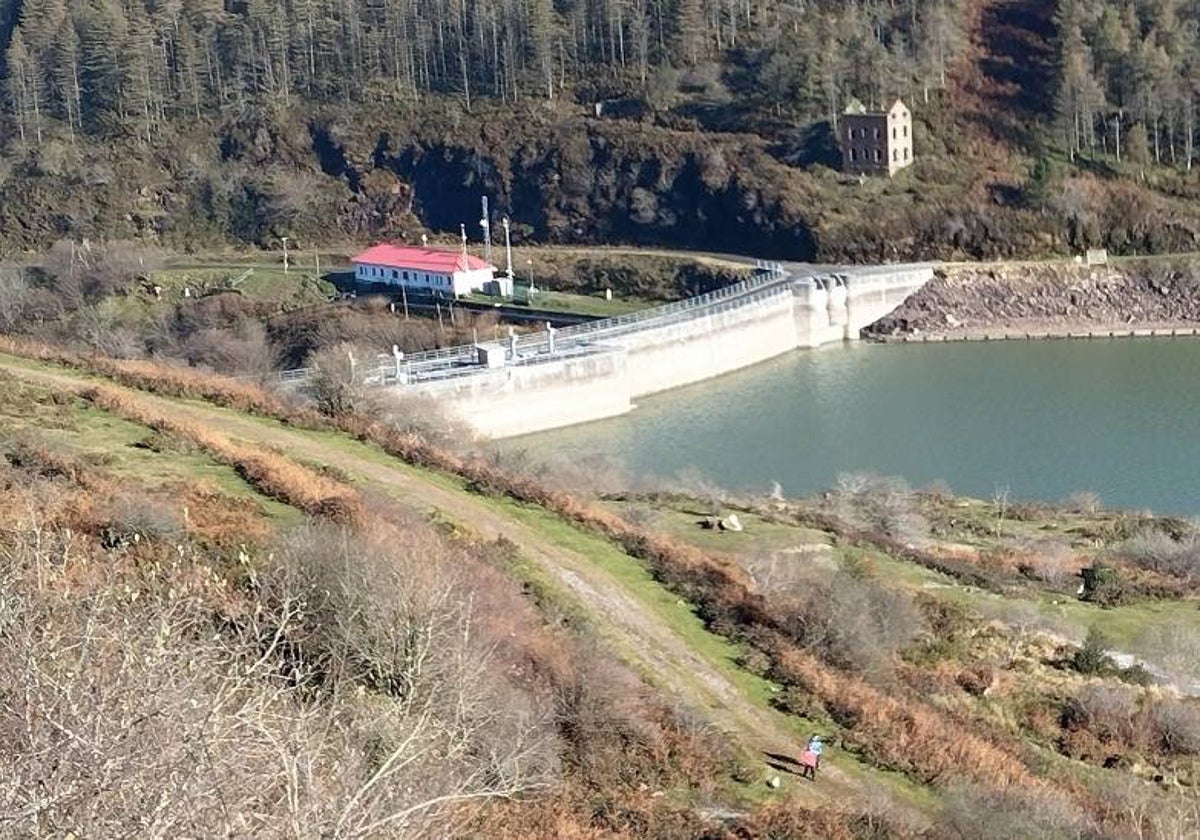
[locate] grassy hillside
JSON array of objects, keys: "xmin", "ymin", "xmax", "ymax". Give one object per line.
[{"xmin": 1, "ymin": 340, "xmax": 1198, "ymax": 837}]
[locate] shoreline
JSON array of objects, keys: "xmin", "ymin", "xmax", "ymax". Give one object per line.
[{"xmin": 870, "ymin": 321, "xmax": 1200, "ymax": 344}]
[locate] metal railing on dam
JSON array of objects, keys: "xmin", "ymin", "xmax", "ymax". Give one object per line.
[
  {"xmin": 270, "ymin": 260, "xmax": 796, "ymax": 387},
  {"xmin": 271, "ymin": 260, "xmax": 934, "ymax": 391},
  {"xmin": 378, "ymin": 261, "xmax": 800, "ymax": 384}
]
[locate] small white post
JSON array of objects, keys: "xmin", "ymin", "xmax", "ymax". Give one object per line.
[
  {"xmin": 508, "ymin": 326, "xmax": 517, "ymax": 359},
  {"xmin": 480, "ymin": 196, "xmax": 492, "ymax": 264},
  {"xmin": 392, "ymin": 344, "xmax": 404, "ymax": 381},
  {"xmin": 502, "ymin": 216, "xmax": 514, "ymax": 279},
  {"xmin": 282, "ymin": 236, "xmax": 290, "ymax": 274},
  {"xmin": 546, "ymin": 322, "xmax": 556, "ymax": 355}
]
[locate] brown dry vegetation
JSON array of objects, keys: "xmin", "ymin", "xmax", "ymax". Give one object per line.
[
  {"xmin": 11, "ymin": 343, "xmax": 1200, "ymax": 837},
  {"xmin": 0, "ymin": 347, "xmax": 1078, "ymax": 798},
  {"xmin": 78, "ymin": 384, "xmax": 361, "ymax": 523},
  {"xmin": 0, "ymin": 411, "xmax": 835, "ymax": 837}
]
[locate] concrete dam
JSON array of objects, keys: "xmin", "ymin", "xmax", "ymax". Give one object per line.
[{"xmin": 376, "ymin": 262, "xmax": 935, "ymax": 437}]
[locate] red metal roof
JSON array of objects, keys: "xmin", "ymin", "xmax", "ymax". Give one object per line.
[{"xmin": 352, "ymin": 243, "xmax": 493, "ymax": 273}]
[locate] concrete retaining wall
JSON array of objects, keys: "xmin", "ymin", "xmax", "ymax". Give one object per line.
[
  {"xmin": 843, "ymin": 266, "xmax": 935, "ymax": 334},
  {"xmin": 620, "ymin": 289, "xmax": 799, "ymax": 397},
  {"xmin": 408, "ymin": 264, "xmax": 935, "ymax": 437},
  {"xmin": 405, "ymin": 349, "xmax": 631, "ymax": 437}
]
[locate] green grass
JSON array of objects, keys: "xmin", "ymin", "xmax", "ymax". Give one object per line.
[
  {"xmin": 524, "ymin": 290, "xmax": 649, "ymax": 316},
  {"xmin": 91, "ymin": 262, "xmax": 338, "ymax": 328},
  {"xmin": 0, "ymin": 371, "xmax": 296, "ymax": 522},
  {"xmin": 150, "ymin": 264, "xmax": 338, "ymax": 306},
  {"xmin": 494, "ymin": 499, "xmax": 783, "ymax": 699},
  {"xmin": 606, "ymin": 499, "xmax": 833, "ymax": 557}
]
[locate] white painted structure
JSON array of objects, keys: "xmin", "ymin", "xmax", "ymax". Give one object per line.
[
  {"xmin": 395, "ymin": 264, "xmax": 935, "ymax": 437},
  {"xmin": 353, "ymin": 243, "xmax": 506, "ymax": 297}
]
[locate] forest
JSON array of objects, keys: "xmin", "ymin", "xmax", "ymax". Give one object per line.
[
  {"xmin": 2, "ymin": 1, "xmax": 1200, "ymax": 258},
  {"xmin": 0, "ymin": 0, "xmax": 962, "ymax": 135}
]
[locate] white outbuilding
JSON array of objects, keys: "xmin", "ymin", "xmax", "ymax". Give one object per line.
[{"xmin": 353, "ymin": 243, "xmax": 508, "ymax": 297}]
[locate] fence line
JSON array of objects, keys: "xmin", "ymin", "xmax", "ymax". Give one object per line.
[{"xmin": 269, "ymin": 262, "xmax": 932, "ymax": 388}]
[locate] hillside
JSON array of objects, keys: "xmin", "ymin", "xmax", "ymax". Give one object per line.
[
  {"xmin": 3, "ymin": 1, "xmax": 1200, "ymax": 261},
  {"xmin": 1, "ymin": 340, "xmax": 1199, "ymax": 836}
]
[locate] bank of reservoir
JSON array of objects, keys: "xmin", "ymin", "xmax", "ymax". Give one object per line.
[{"xmin": 521, "ymin": 338, "xmax": 1200, "ymax": 515}]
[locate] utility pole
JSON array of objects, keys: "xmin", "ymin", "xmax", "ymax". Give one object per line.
[
  {"xmin": 480, "ymin": 196, "xmax": 492, "ymax": 264},
  {"xmin": 281, "ymin": 236, "xmax": 290, "ymax": 274},
  {"xmin": 502, "ymin": 216, "xmax": 514, "ymax": 278}
]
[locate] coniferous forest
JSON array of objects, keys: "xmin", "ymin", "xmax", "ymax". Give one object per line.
[{"xmin": 2, "ymin": 0, "xmax": 1200, "ymax": 259}]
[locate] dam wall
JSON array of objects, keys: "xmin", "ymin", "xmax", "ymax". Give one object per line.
[
  {"xmin": 618, "ymin": 288, "xmax": 799, "ymax": 397},
  {"xmin": 375, "ymin": 262, "xmax": 936, "ymax": 437},
  {"xmin": 403, "ymin": 348, "xmax": 631, "ymax": 438}
]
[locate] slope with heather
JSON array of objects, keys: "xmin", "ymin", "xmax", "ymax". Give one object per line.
[{"xmin": 2, "ymin": 345, "xmax": 1200, "ymax": 837}]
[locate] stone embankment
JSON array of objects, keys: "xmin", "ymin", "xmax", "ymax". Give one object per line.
[{"xmin": 865, "ymin": 260, "xmax": 1200, "ymax": 341}]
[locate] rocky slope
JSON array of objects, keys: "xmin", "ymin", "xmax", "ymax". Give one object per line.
[{"xmin": 865, "ymin": 259, "xmax": 1200, "ymax": 338}]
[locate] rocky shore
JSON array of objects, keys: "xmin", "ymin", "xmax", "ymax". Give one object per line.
[{"xmin": 864, "ymin": 260, "xmax": 1200, "ymax": 341}]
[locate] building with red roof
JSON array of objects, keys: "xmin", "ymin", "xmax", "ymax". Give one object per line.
[{"xmin": 352, "ymin": 243, "xmax": 504, "ymax": 297}]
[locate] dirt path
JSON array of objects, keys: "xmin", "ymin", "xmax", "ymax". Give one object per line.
[{"xmin": 0, "ymin": 359, "xmax": 876, "ymax": 808}]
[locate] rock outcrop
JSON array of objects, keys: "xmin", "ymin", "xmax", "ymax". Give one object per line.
[{"xmin": 865, "ymin": 261, "xmax": 1200, "ymax": 338}]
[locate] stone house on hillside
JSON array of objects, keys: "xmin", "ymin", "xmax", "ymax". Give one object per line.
[{"xmin": 840, "ymin": 99, "xmax": 914, "ymax": 177}]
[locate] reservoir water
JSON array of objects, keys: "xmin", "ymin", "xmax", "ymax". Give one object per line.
[{"xmin": 521, "ymin": 338, "xmax": 1200, "ymax": 515}]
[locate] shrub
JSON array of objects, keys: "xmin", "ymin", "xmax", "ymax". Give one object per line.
[
  {"xmin": 1080, "ymin": 561, "xmax": 1128, "ymax": 606},
  {"xmin": 1062, "ymin": 490, "xmax": 1103, "ymax": 515},
  {"xmin": 830, "ymin": 472, "xmax": 928, "ymax": 544},
  {"xmin": 1072, "ymin": 626, "xmax": 1115, "ymax": 676},
  {"xmin": 1060, "ymin": 684, "xmax": 1137, "ymax": 746},
  {"xmin": 955, "ymin": 666, "xmax": 996, "ymax": 697},
  {"xmin": 1137, "ymin": 623, "xmax": 1200, "ymax": 691},
  {"xmin": 776, "ymin": 566, "xmax": 926, "ymax": 678},
  {"xmin": 104, "ymin": 492, "xmax": 185, "ymax": 543},
  {"xmin": 1152, "ymin": 700, "xmax": 1200, "ymax": 756},
  {"xmin": 1118, "ymin": 664, "xmax": 1154, "ymax": 687},
  {"xmin": 1120, "ymin": 527, "xmax": 1200, "ymax": 581},
  {"xmin": 0, "ymin": 488, "xmax": 557, "ymax": 837},
  {"xmin": 938, "ymin": 784, "xmax": 1087, "ymax": 840}
]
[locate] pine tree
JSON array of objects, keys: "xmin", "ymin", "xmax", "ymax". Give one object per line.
[
  {"xmin": 675, "ymin": 0, "xmax": 705, "ymax": 67},
  {"xmin": 6, "ymin": 30, "xmax": 35, "ymax": 144}
]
